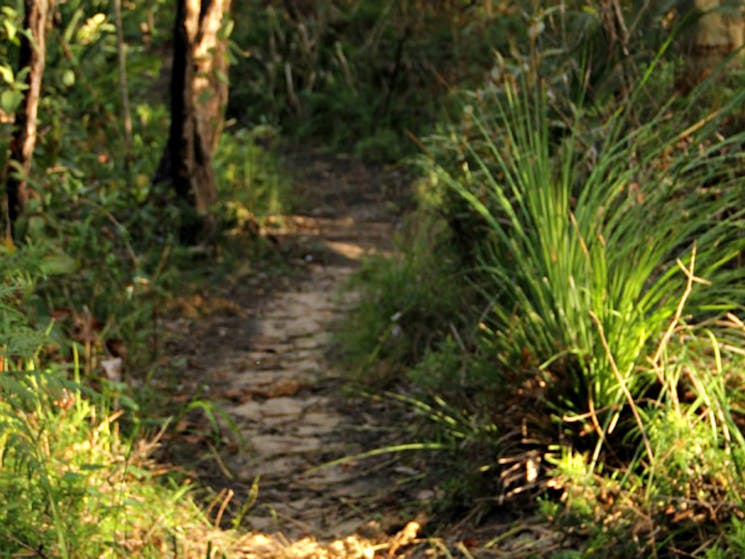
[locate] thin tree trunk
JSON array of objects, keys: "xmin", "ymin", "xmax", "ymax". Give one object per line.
[
  {"xmin": 3, "ymin": 0, "xmax": 49, "ymax": 242},
  {"xmin": 113, "ymin": 0, "xmax": 133, "ymax": 180},
  {"xmin": 193, "ymin": 0, "xmax": 232, "ymax": 154}
]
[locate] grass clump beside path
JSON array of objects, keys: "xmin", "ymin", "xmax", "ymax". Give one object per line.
[
  {"xmin": 0, "ymin": 366, "xmax": 211, "ymax": 557},
  {"xmin": 342, "ymin": 56, "xmax": 745, "ymax": 555},
  {"xmin": 0, "ymin": 245, "xmax": 238, "ymax": 558}
]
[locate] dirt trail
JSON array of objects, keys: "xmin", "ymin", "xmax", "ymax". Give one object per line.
[
  {"xmin": 215, "ymin": 155, "xmax": 397, "ymax": 538},
  {"xmin": 161, "ymin": 153, "xmax": 444, "ymax": 557}
]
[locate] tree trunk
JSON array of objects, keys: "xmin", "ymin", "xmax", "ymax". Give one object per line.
[
  {"xmin": 193, "ymin": 0, "xmax": 232, "ymax": 155},
  {"xmin": 681, "ymin": 0, "xmax": 745, "ymax": 87},
  {"xmin": 113, "ymin": 0, "xmax": 133, "ymax": 179},
  {"xmin": 156, "ymin": 0, "xmax": 232, "ymax": 244},
  {"xmin": 3, "ymin": 0, "xmax": 49, "ymax": 242}
]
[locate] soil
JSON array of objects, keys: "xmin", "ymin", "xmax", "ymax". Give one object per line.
[{"xmin": 155, "ymin": 151, "xmax": 559, "ymax": 558}]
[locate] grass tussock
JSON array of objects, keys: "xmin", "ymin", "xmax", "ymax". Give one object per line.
[
  {"xmin": 0, "ymin": 364, "xmax": 226, "ymax": 557},
  {"xmin": 341, "ymin": 53, "xmax": 745, "ymax": 554}
]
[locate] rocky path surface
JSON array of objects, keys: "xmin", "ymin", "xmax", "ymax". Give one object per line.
[
  {"xmin": 216, "ymin": 211, "xmax": 394, "ymax": 539},
  {"xmin": 160, "ymin": 153, "xmax": 446, "ymax": 557}
]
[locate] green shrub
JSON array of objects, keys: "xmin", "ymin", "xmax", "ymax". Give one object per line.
[
  {"xmin": 214, "ymin": 124, "xmax": 293, "ymax": 224},
  {"xmin": 415, "ymin": 68, "xmax": 745, "ymax": 555},
  {"xmin": 0, "ymin": 364, "xmax": 218, "ymax": 557},
  {"xmin": 430, "ymin": 72, "xmax": 745, "ymax": 426},
  {"xmin": 337, "ymin": 215, "xmax": 469, "ymax": 384},
  {"xmin": 228, "ymin": 0, "xmax": 521, "ymax": 158}
]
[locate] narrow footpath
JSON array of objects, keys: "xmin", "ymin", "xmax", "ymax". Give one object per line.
[
  {"xmin": 160, "ymin": 153, "xmax": 443, "ymax": 558},
  {"xmin": 159, "ymin": 151, "xmax": 560, "ymax": 558}
]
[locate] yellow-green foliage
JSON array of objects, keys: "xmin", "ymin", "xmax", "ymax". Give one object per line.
[
  {"xmin": 0, "ymin": 253, "xmax": 216, "ymax": 558},
  {"xmin": 0, "ymin": 365, "xmax": 215, "ymax": 558}
]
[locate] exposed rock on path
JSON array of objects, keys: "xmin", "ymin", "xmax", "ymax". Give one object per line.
[{"xmin": 217, "ymin": 155, "xmax": 399, "ymax": 538}]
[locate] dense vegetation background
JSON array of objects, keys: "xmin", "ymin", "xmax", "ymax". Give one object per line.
[{"xmin": 2, "ymin": 0, "xmax": 745, "ymax": 556}]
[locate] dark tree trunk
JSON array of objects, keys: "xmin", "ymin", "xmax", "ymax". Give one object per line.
[
  {"xmin": 155, "ymin": 0, "xmax": 232, "ymax": 245},
  {"xmin": 3, "ymin": 0, "xmax": 49, "ymax": 242}
]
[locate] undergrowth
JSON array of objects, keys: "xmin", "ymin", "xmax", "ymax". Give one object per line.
[
  {"xmin": 229, "ymin": 0, "xmax": 521, "ymax": 160},
  {"xmin": 0, "ymin": 2, "xmax": 294, "ymax": 554},
  {"xmin": 0, "ymin": 251, "xmax": 233, "ymax": 558},
  {"xmin": 340, "ymin": 18, "xmax": 745, "ymax": 557},
  {"xmin": 0, "ymin": 132, "xmax": 287, "ymax": 555},
  {"xmin": 336, "ymin": 213, "xmax": 473, "ymax": 385}
]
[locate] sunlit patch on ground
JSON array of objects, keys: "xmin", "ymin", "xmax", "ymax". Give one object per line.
[{"xmin": 228, "ymin": 520, "xmax": 421, "ymax": 558}]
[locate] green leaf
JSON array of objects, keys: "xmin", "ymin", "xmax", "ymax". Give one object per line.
[
  {"xmin": 0, "ymin": 89, "xmax": 23, "ymax": 114},
  {"xmin": 79, "ymin": 463, "xmax": 106, "ymax": 471},
  {"xmin": 63, "ymin": 8, "xmax": 84, "ymax": 44},
  {"xmin": 62, "ymin": 471, "xmax": 85, "ymax": 483},
  {"xmin": 16, "ymin": 67, "xmax": 30, "ymax": 83},
  {"xmin": 3, "ymin": 19, "xmax": 16, "ymax": 41},
  {"xmin": 116, "ymin": 393, "xmax": 139, "ymax": 411},
  {"xmin": 62, "ymin": 69, "xmax": 75, "ymax": 87},
  {"xmin": 40, "ymin": 252, "xmax": 78, "ymax": 275},
  {"xmin": 219, "ymin": 18, "xmax": 234, "ymax": 40},
  {"xmin": 0, "ymin": 65, "xmax": 14, "ymax": 84}
]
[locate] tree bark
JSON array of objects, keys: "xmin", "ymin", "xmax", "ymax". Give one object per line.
[
  {"xmin": 681, "ymin": 0, "xmax": 745, "ymax": 87},
  {"xmin": 3, "ymin": 0, "xmax": 49, "ymax": 242},
  {"xmin": 193, "ymin": 0, "xmax": 232, "ymax": 155},
  {"xmin": 113, "ymin": 0, "xmax": 133, "ymax": 179},
  {"xmin": 156, "ymin": 0, "xmax": 232, "ymax": 244}
]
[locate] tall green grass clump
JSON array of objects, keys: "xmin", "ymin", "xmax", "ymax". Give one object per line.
[
  {"xmin": 420, "ymin": 69, "xmax": 745, "ymax": 552},
  {"xmin": 432, "ymin": 70, "xmax": 745, "ymax": 424}
]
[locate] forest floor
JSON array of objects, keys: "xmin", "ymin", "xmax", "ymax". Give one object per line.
[{"xmin": 154, "ymin": 151, "xmax": 557, "ymax": 558}]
